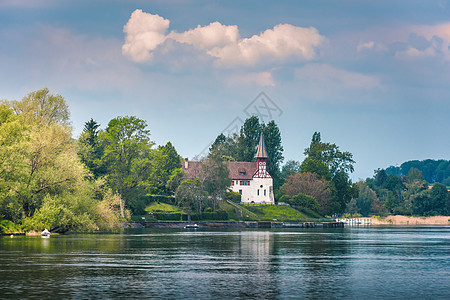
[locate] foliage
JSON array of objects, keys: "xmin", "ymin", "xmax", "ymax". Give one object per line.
[
  {"xmin": 0, "ymin": 220, "xmax": 23, "ymax": 233},
  {"xmin": 0, "ymin": 89, "xmax": 125, "ymax": 232},
  {"xmin": 281, "ymin": 172, "xmax": 332, "ymax": 215},
  {"xmin": 386, "ymin": 159, "xmax": 450, "ymax": 185},
  {"xmin": 297, "ymin": 132, "xmax": 356, "ymax": 214},
  {"xmin": 175, "ymin": 178, "xmax": 208, "ymax": 216},
  {"xmin": 288, "ymin": 194, "xmax": 320, "ymax": 213},
  {"xmin": 199, "ymin": 151, "xmax": 231, "ymax": 210},
  {"xmin": 99, "ymin": 116, "xmax": 154, "ymax": 217},
  {"xmin": 209, "ymin": 116, "xmax": 284, "ymax": 192},
  {"xmin": 224, "ymin": 191, "xmax": 242, "ymax": 203}
]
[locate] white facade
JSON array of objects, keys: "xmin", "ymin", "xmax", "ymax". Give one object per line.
[{"xmin": 234, "ymin": 177, "xmax": 274, "ymax": 204}]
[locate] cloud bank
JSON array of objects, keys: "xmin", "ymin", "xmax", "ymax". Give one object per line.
[{"xmin": 122, "ymin": 9, "xmax": 324, "ymax": 66}]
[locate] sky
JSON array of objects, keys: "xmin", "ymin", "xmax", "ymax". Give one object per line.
[{"xmin": 1, "ymin": 0, "xmax": 449, "ymax": 181}]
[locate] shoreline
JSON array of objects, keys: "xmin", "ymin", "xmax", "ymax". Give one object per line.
[{"xmin": 369, "ymin": 215, "xmax": 450, "ymax": 225}]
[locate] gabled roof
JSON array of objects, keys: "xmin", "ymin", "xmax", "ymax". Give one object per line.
[
  {"xmin": 227, "ymin": 161, "xmax": 257, "ymax": 180},
  {"xmin": 254, "ymin": 133, "xmax": 268, "ymax": 158},
  {"xmin": 183, "ymin": 161, "xmax": 257, "ymax": 180}
]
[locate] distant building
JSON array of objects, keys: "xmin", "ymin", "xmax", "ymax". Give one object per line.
[{"xmin": 182, "ymin": 133, "xmax": 275, "ymax": 205}]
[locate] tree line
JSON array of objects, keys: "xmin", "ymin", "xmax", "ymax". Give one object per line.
[
  {"xmin": 2, "ymin": 89, "xmax": 446, "ymax": 232},
  {"xmin": 346, "ymin": 168, "xmax": 449, "ymax": 217}
]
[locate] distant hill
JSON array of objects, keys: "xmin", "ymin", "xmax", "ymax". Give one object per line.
[{"xmin": 385, "ymin": 159, "xmax": 450, "ymax": 185}]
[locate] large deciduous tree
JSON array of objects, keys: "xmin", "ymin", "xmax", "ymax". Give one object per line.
[
  {"xmin": 281, "ymin": 172, "xmax": 333, "ymax": 215},
  {"xmin": 300, "ymin": 132, "xmax": 357, "ymax": 214},
  {"xmin": 199, "ymin": 151, "xmax": 231, "ymax": 210},
  {"xmin": 99, "ymin": 116, "xmax": 154, "ymax": 217}
]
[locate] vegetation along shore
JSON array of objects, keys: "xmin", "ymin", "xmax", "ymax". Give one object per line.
[{"xmin": 1, "ymin": 89, "xmax": 449, "ymax": 234}]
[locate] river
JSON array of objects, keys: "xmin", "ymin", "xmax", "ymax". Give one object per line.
[{"xmin": 1, "ymin": 226, "xmax": 449, "ymax": 299}]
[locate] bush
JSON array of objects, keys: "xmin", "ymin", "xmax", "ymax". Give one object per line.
[
  {"xmin": 0, "ymin": 220, "xmax": 23, "ymax": 233},
  {"xmin": 224, "ymin": 191, "xmax": 241, "ymax": 203},
  {"xmin": 289, "ymin": 194, "xmax": 320, "ymax": 213}
]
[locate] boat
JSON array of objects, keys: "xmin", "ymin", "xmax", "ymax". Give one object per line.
[
  {"xmin": 184, "ymin": 224, "xmax": 199, "ymax": 229},
  {"xmin": 41, "ymin": 229, "xmax": 51, "ymax": 238}
]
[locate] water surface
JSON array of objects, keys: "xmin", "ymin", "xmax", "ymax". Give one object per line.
[{"xmin": 1, "ymin": 226, "xmax": 449, "ymax": 299}]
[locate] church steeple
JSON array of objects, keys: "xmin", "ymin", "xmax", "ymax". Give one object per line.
[{"xmin": 255, "ymin": 133, "xmax": 268, "ymax": 159}]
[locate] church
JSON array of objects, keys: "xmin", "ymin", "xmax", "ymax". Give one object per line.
[{"xmin": 182, "ymin": 133, "xmax": 275, "ymax": 205}]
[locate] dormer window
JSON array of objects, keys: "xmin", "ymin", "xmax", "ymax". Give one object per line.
[{"xmin": 238, "ymin": 168, "xmax": 246, "ymax": 176}]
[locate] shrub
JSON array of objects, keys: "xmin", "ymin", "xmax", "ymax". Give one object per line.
[
  {"xmin": 289, "ymin": 194, "xmax": 320, "ymax": 213},
  {"xmin": 224, "ymin": 191, "xmax": 241, "ymax": 203}
]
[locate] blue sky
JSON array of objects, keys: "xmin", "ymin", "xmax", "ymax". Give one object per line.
[{"xmin": 1, "ymin": 0, "xmax": 449, "ymax": 180}]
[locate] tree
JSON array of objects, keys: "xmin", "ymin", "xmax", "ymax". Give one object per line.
[
  {"xmin": 8, "ymin": 88, "xmax": 70, "ymax": 126},
  {"xmin": 99, "ymin": 116, "xmax": 154, "ymax": 217},
  {"xmin": 281, "ymin": 172, "xmax": 333, "ymax": 216},
  {"xmin": 78, "ymin": 118, "xmax": 105, "ymax": 178},
  {"xmin": 148, "ymin": 142, "xmax": 182, "ymax": 195},
  {"xmin": 300, "ymin": 132, "xmax": 356, "ymax": 214},
  {"xmin": 429, "ymin": 183, "xmax": 448, "ymax": 215},
  {"xmin": 236, "ymin": 116, "xmax": 261, "ymax": 162},
  {"xmin": 175, "ymin": 178, "xmax": 208, "ymax": 219},
  {"xmin": 280, "ymin": 160, "xmax": 301, "ymax": 184},
  {"xmin": 262, "ymin": 120, "xmax": 284, "ymax": 189},
  {"xmin": 199, "ymin": 151, "xmax": 231, "ymax": 210},
  {"xmin": 405, "ymin": 168, "xmax": 424, "ymax": 184},
  {"xmin": 1, "ymin": 89, "xmax": 125, "ymax": 232},
  {"xmin": 352, "ymin": 181, "xmax": 381, "ymax": 216}
]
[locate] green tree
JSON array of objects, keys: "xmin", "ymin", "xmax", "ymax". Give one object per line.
[
  {"xmin": 175, "ymin": 178, "xmax": 208, "ymax": 218},
  {"xmin": 199, "ymin": 151, "xmax": 231, "ymax": 210},
  {"xmin": 148, "ymin": 142, "xmax": 182, "ymax": 195},
  {"xmin": 236, "ymin": 116, "xmax": 261, "ymax": 162},
  {"xmin": 78, "ymin": 118, "xmax": 105, "ymax": 178},
  {"xmin": 8, "ymin": 88, "xmax": 70, "ymax": 126},
  {"xmin": 1, "ymin": 89, "xmax": 125, "ymax": 232},
  {"xmin": 300, "ymin": 132, "xmax": 356, "ymax": 214},
  {"xmin": 262, "ymin": 120, "xmax": 284, "ymax": 189},
  {"xmin": 429, "ymin": 183, "xmax": 448, "ymax": 215},
  {"xmin": 99, "ymin": 116, "xmax": 154, "ymax": 217},
  {"xmin": 352, "ymin": 181, "xmax": 381, "ymax": 216}
]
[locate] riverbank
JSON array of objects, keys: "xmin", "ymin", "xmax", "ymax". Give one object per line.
[
  {"xmin": 370, "ymin": 215, "xmax": 450, "ymax": 225},
  {"xmin": 127, "ymin": 221, "xmax": 344, "ymax": 229}
]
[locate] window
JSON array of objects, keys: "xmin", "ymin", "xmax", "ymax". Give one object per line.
[
  {"xmin": 264, "ymin": 190, "xmax": 266, "ymax": 196},
  {"xmin": 257, "ymin": 189, "xmax": 259, "ymax": 196},
  {"xmin": 240, "ymin": 181, "xmax": 243, "ymax": 185},
  {"xmin": 239, "ymin": 190, "xmax": 242, "ymax": 195},
  {"xmin": 231, "ymin": 181, "xmax": 234, "ymax": 186},
  {"xmin": 247, "ymin": 181, "xmax": 250, "ymax": 186}
]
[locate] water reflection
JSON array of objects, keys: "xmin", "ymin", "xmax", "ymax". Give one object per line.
[{"xmin": 1, "ymin": 227, "xmax": 449, "ymax": 299}]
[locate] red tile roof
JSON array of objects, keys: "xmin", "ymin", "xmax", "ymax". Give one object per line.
[{"xmin": 183, "ymin": 161, "xmax": 256, "ymax": 180}]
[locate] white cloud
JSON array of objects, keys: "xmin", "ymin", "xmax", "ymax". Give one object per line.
[
  {"xmin": 357, "ymin": 41, "xmax": 375, "ymax": 52},
  {"xmin": 295, "ymin": 63, "xmax": 381, "ymax": 90},
  {"xmin": 122, "ymin": 9, "xmax": 170, "ymax": 62},
  {"xmin": 227, "ymin": 72, "xmax": 275, "ymax": 87},
  {"xmin": 122, "ymin": 10, "xmax": 325, "ymax": 66}
]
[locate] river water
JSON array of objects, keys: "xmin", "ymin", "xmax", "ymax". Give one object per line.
[{"xmin": 1, "ymin": 226, "xmax": 449, "ymax": 299}]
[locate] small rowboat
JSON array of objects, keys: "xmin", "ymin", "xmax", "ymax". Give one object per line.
[{"xmin": 41, "ymin": 229, "xmax": 51, "ymax": 238}]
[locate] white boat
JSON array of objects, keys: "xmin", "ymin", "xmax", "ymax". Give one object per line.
[
  {"xmin": 184, "ymin": 224, "xmax": 199, "ymax": 229},
  {"xmin": 41, "ymin": 229, "xmax": 51, "ymax": 238}
]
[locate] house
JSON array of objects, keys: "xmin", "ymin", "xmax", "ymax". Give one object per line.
[{"xmin": 182, "ymin": 133, "xmax": 275, "ymax": 205}]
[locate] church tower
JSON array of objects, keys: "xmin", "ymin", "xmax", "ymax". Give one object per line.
[
  {"xmin": 253, "ymin": 133, "xmax": 272, "ymax": 179},
  {"xmin": 248, "ymin": 132, "xmax": 275, "ymax": 204}
]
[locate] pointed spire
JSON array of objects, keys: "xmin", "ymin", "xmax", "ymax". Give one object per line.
[{"xmin": 255, "ymin": 133, "xmax": 268, "ymax": 158}]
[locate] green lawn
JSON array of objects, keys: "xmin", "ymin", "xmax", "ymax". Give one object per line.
[
  {"xmin": 246, "ymin": 205, "xmax": 320, "ymax": 221},
  {"xmin": 145, "ymin": 202, "xmax": 181, "ymax": 212}
]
